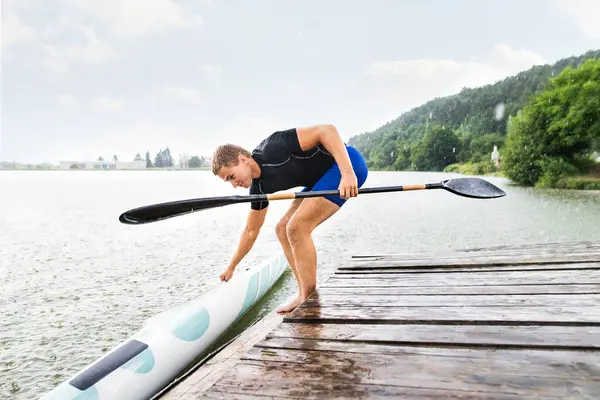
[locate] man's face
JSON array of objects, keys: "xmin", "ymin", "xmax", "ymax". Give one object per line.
[{"xmin": 218, "ymin": 155, "xmax": 253, "ymax": 189}]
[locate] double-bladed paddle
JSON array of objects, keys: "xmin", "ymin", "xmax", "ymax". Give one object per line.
[{"xmin": 118, "ymin": 177, "xmax": 506, "ymax": 225}]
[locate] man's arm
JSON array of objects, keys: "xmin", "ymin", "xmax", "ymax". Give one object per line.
[
  {"xmin": 220, "ymin": 207, "xmax": 268, "ymax": 281},
  {"xmin": 296, "ymin": 124, "xmax": 358, "ymax": 199}
]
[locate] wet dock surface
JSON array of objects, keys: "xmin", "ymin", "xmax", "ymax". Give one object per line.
[{"xmin": 162, "ymin": 240, "xmax": 600, "ymax": 399}]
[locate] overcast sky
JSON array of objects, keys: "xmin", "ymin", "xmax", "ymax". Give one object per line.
[{"xmin": 2, "ymin": 0, "xmax": 599, "ymax": 164}]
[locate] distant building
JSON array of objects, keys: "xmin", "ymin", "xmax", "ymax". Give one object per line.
[{"xmin": 59, "ymin": 160, "xmax": 146, "ymax": 170}]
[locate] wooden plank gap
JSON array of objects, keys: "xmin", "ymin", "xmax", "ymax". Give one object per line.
[
  {"xmin": 334, "ymin": 266, "xmax": 600, "ymax": 275},
  {"xmin": 254, "ymin": 338, "xmax": 600, "ymax": 352},
  {"xmin": 281, "ymin": 317, "xmax": 600, "ymax": 327},
  {"xmin": 340, "ymin": 257, "xmax": 600, "ymax": 270}
]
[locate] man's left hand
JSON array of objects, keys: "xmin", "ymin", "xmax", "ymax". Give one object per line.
[{"xmin": 339, "ymin": 171, "xmax": 358, "ymax": 199}]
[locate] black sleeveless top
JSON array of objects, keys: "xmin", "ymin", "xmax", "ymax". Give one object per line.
[{"xmin": 249, "ymin": 128, "xmax": 335, "ymax": 210}]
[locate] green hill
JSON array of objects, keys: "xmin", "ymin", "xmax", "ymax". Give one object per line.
[{"xmin": 348, "ymin": 49, "xmax": 600, "ymax": 172}]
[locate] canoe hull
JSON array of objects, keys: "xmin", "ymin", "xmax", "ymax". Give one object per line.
[{"xmin": 41, "ymin": 252, "xmax": 289, "ymax": 400}]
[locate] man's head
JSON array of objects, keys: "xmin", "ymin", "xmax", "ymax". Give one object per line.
[{"xmin": 212, "ymin": 144, "xmax": 258, "ymax": 189}]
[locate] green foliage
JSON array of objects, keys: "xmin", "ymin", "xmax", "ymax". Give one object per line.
[
  {"xmin": 553, "ymin": 177, "xmax": 600, "ymax": 190},
  {"xmin": 411, "ymin": 126, "xmax": 461, "ymax": 171},
  {"xmin": 145, "ymin": 151, "xmax": 153, "ymax": 168},
  {"xmin": 348, "ymin": 49, "xmax": 600, "ymax": 172},
  {"xmin": 501, "ymin": 108, "xmax": 543, "ymax": 186},
  {"xmin": 393, "ymin": 144, "xmax": 412, "ymax": 170},
  {"xmin": 188, "ymin": 156, "xmax": 204, "ymax": 168},
  {"xmin": 443, "ymin": 161, "xmax": 499, "ymax": 176},
  {"xmin": 535, "ymin": 157, "xmax": 580, "ymax": 188},
  {"xmin": 468, "ymin": 133, "xmax": 505, "ymax": 162},
  {"xmin": 503, "ymin": 58, "xmax": 600, "ymax": 186},
  {"xmin": 154, "ymin": 148, "xmax": 174, "ymax": 168}
]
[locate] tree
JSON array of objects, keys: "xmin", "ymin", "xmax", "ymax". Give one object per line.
[
  {"xmin": 503, "ymin": 58, "xmax": 600, "ymax": 186},
  {"xmin": 393, "ymin": 144, "xmax": 412, "ymax": 170},
  {"xmin": 134, "ymin": 153, "xmax": 143, "ymax": 161},
  {"xmin": 411, "ymin": 126, "xmax": 461, "ymax": 171},
  {"xmin": 468, "ymin": 133, "xmax": 506, "ymax": 162},
  {"xmin": 189, "ymin": 155, "xmax": 203, "ymax": 168},
  {"xmin": 145, "ymin": 151, "xmax": 153, "ymax": 168},
  {"xmin": 154, "ymin": 149, "xmax": 164, "ymax": 167},
  {"xmin": 163, "ymin": 148, "xmax": 173, "ymax": 167},
  {"xmin": 502, "ymin": 109, "xmax": 543, "ymax": 186},
  {"xmin": 154, "ymin": 148, "xmax": 174, "ymax": 168}
]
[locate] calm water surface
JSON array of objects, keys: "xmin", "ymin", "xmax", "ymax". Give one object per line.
[{"xmin": 1, "ymin": 170, "xmax": 599, "ymax": 398}]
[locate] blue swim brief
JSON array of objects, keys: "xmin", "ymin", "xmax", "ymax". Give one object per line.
[{"xmin": 302, "ymin": 145, "xmax": 369, "ymax": 207}]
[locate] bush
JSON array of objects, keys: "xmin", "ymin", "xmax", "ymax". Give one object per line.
[
  {"xmin": 443, "ymin": 161, "xmax": 499, "ymax": 176},
  {"xmin": 535, "ymin": 157, "xmax": 580, "ymax": 188},
  {"xmin": 554, "ymin": 177, "xmax": 600, "ymax": 190},
  {"xmin": 443, "ymin": 164, "xmax": 461, "ymax": 173}
]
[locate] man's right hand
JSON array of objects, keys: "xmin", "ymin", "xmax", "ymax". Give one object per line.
[
  {"xmin": 219, "ymin": 266, "xmax": 235, "ymax": 282},
  {"xmin": 219, "ymin": 208, "xmax": 267, "ymax": 283}
]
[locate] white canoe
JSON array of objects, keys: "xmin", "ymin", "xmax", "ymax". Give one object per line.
[{"xmin": 41, "ymin": 251, "xmax": 289, "ymax": 400}]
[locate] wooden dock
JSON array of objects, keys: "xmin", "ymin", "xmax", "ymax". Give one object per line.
[{"xmin": 161, "ymin": 240, "xmax": 600, "ymax": 399}]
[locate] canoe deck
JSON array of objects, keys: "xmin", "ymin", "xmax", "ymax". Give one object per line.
[{"xmin": 161, "ymin": 240, "xmax": 600, "ymax": 399}]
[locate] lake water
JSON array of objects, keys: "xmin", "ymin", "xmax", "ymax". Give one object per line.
[{"xmin": 1, "ymin": 170, "xmax": 600, "ymax": 399}]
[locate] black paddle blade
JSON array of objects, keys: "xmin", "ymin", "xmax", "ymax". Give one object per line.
[
  {"xmin": 441, "ymin": 178, "xmax": 506, "ymax": 199},
  {"xmin": 119, "ymin": 197, "xmax": 240, "ymax": 225}
]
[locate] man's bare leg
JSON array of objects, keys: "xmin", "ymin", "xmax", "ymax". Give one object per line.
[
  {"xmin": 277, "ymin": 197, "xmax": 340, "ymax": 313},
  {"xmin": 275, "ymin": 199, "xmax": 304, "ymax": 311}
]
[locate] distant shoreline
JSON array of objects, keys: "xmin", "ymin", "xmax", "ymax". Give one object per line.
[{"xmin": 0, "ymin": 167, "xmax": 212, "ymax": 171}]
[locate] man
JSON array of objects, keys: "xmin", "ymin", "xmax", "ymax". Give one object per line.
[{"xmin": 211, "ymin": 124, "xmax": 368, "ymax": 313}]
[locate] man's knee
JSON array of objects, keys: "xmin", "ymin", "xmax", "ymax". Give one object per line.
[
  {"xmin": 286, "ymin": 217, "xmax": 306, "ymax": 245},
  {"xmin": 275, "ymin": 217, "xmax": 289, "ymax": 240}
]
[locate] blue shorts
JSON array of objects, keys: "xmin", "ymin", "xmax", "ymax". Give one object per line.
[{"xmin": 302, "ymin": 145, "xmax": 369, "ymax": 207}]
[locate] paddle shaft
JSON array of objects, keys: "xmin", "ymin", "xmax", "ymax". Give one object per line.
[{"xmin": 266, "ymin": 182, "xmax": 441, "ymax": 201}]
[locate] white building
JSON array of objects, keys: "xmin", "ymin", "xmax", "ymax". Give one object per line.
[{"xmin": 59, "ymin": 160, "xmax": 147, "ymax": 170}]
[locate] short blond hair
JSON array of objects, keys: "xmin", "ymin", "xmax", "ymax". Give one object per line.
[{"xmin": 211, "ymin": 144, "xmax": 252, "ymax": 175}]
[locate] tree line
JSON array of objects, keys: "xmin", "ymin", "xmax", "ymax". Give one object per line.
[
  {"xmin": 348, "ymin": 49, "xmax": 600, "ymax": 189},
  {"xmin": 97, "ymin": 147, "xmax": 211, "ymax": 168}
]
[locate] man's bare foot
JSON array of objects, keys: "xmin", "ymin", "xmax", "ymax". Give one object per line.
[{"xmin": 276, "ymin": 296, "xmax": 303, "ymax": 313}]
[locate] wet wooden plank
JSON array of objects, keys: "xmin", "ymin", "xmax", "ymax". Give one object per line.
[
  {"xmin": 317, "ymin": 284, "xmax": 600, "ymax": 296},
  {"xmin": 201, "ymin": 393, "xmax": 284, "ymax": 399},
  {"xmin": 329, "ymin": 269, "xmax": 600, "ymax": 281},
  {"xmin": 204, "ymin": 344, "xmax": 600, "ymax": 399},
  {"xmin": 205, "ymin": 366, "xmax": 529, "ymax": 399},
  {"xmin": 266, "ymin": 323, "xmax": 600, "ymax": 349},
  {"xmin": 160, "ymin": 311, "xmax": 284, "ymax": 399},
  {"xmin": 335, "ymin": 262, "xmax": 600, "ymax": 274},
  {"xmin": 458, "ymin": 240, "xmax": 600, "ymax": 252},
  {"xmin": 353, "ymin": 241, "xmax": 600, "ymax": 256},
  {"xmin": 252, "ymin": 338, "xmax": 600, "ymax": 362},
  {"xmin": 284, "ymin": 305, "xmax": 600, "ymax": 325},
  {"xmin": 341, "ymin": 253, "xmax": 600, "ymax": 270},
  {"xmin": 322, "ymin": 269, "xmax": 600, "ymax": 287},
  {"xmin": 301, "ymin": 293, "xmax": 600, "ymax": 308},
  {"xmin": 248, "ymin": 342, "xmax": 600, "ymax": 391},
  {"xmin": 351, "ymin": 246, "xmax": 600, "ymax": 260},
  {"xmin": 351, "ymin": 240, "xmax": 600, "ymax": 258}
]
